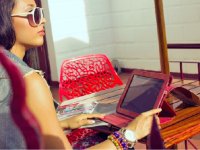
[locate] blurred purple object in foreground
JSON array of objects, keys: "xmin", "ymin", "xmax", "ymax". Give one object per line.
[{"xmin": 147, "ymin": 116, "xmax": 165, "ymax": 149}]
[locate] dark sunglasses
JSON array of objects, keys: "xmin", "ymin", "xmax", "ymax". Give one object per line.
[{"xmin": 11, "ymin": 7, "xmax": 44, "ymax": 27}]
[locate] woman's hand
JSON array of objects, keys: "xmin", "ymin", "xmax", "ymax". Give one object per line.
[
  {"xmin": 125, "ymin": 108, "xmax": 162, "ymax": 140},
  {"xmin": 60, "ymin": 113, "xmax": 105, "ymax": 129}
]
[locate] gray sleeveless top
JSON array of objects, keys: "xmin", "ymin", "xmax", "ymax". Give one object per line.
[{"xmin": 0, "ymin": 49, "xmax": 35, "ymax": 148}]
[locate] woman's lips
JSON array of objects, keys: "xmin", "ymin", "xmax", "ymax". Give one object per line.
[{"xmin": 38, "ymin": 30, "xmax": 45, "ymax": 36}]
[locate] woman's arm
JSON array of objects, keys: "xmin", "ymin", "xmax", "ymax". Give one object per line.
[
  {"xmin": 24, "ymin": 72, "xmax": 72, "ymax": 149},
  {"xmin": 88, "ymin": 108, "xmax": 161, "ymax": 150}
]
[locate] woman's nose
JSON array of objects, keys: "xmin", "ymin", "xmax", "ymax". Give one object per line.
[{"xmin": 41, "ymin": 17, "xmax": 47, "ymax": 24}]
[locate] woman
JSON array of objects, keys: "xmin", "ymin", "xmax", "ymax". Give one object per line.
[{"xmin": 0, "ymin": 0, "xmax": 161, "ymax": 149}]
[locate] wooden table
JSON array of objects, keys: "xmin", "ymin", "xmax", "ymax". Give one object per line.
[
  {"xmin": 60, "ymin": 79, "xmax": 200, "ymax": 148},
  {"xmin": 161, "ymin": 79, "xmax": 200, "ymax": 148}
]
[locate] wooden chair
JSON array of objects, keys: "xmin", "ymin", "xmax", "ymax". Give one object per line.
[
  {"xmin": 0, "ymin": 49, "xmax": 43, "ymax": 149},
  {"xmin": 59, "ymin": 54, "xmax": 123, "ymax": 102}
]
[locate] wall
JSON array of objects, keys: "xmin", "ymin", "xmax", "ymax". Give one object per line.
[
  {"xmin": 111, "ymin": 0, "xmax": 200, "ymax": 73},
  {"xmin": 43, "ymin": 0, "xmax": 114, "ymax": 81},
  {"xmin": 41, "ymin": 0, "xmax": 58, "ymax": 81},
  {"xmin": 111, "ymin": 0, "xmax": 160, "ymax": 70},
  {"xmin": 42, "ymin": 0, "xmax": 200, "ymax": 81},
  {"xmin": 164, "ymin": 0, "xmax": 200, "ymax": 74}
]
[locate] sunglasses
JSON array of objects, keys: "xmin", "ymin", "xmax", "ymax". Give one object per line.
[{"xmin": 11, "ymin": 7, "xmax": 44, "ymax": 27}]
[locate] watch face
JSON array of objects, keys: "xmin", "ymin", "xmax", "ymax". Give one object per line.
[{"xmin": 124, "ymin": 129, "xmax": 137, "ymax": 142}]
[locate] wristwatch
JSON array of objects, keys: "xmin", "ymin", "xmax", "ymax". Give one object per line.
[{"xmin": 119, "ymin": 128, "xmax": 137, "ymax": 148}]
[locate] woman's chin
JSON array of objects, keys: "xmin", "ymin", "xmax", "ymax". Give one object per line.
[
  {"xmin": 26, "ymin": 42, "xmax": 44, "ymax": 49},
  {"xmin": 33, "ymin": 39, "xmax": 44, "ymax": 47}
]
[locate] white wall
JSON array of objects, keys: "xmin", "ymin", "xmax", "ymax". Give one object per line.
[
  {"xmin": 111, "ymin": 0, "xmax": 160, "ymax": 70},
  {"xmin": 163, "ymin": 0, "xmax": 200, "ymax": 73},
  {"xmin": 41, "ymin": 0, "xmax": 58, "ymax": 81},
  {"xmin": 42, "ymin": 0, "xmax": 200, "ymax": 81},
  {"xmin": 43, "ymin": 0, "xmax": 114, "ymax": 81},
  {"xmin": 111, "ymin": 0, "xmax": 200, "ymax": 73}
]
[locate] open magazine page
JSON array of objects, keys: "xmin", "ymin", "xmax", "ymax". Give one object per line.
[
  {"xmin": 56, "ymin": 101, "xmax": 116, "ymax": 128},
  {"xmin": 57, "ymin": 101, "xmax": 98, "ymax": 120}
]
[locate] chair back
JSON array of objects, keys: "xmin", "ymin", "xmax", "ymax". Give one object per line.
[
  {"xmin": 59, "ymin": 54, "xmax": 123, "ymax": 102},
  {"xmin": 0, "ymin": 48, "xmax": 43, "ymax": 149}
]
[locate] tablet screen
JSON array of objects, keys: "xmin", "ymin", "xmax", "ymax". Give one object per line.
[{"xmin": 121, "ymin": 75, "xmax": 164, "ymax": 113}]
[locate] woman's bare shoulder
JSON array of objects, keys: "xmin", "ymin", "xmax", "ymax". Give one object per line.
[
  {"xmin": 24, "ymin": 71, "xmax": 49, "ymax": 89},
  {"xmin": 24, "ymin": 72, "xmax": 53, "ymax": 104}
]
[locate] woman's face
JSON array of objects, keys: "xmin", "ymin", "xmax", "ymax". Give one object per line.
[{"xmin": 12, "ymin": 0, "xmax": 46, "ymax": 49}]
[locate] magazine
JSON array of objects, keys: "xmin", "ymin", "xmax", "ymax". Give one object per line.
[
  {"xmin": 57, "ymin": 101, "xmax": 98, "ymax": 120},
  {"xmin": 57, "ymin": 101, "xmax": 111, "ymax": 128}
]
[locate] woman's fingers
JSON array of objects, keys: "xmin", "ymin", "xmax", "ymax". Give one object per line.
[
  {"xmin": 80, "ymin": 113, "xmax": 105, "ymax": 119},
  {"xmin": 74, "ymin": 113, "xmax": 105, "ymax": 126},
  {"xmin": 80, "ymin": 119, "xmax": 95, "ymax": 126},
  {"xmin": 142, "ymin": 108, "xmax": 162, "ymax": 116},
  {"xmin": 155, "ymin": 115, "xmax": 161, "ymax": 129},
  {"xmin": 79, "ymin": 119, "xmax": 96, "ymax": 126}
]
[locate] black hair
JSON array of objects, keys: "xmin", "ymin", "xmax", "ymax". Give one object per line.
[{"xmin": 0, "ymin": 0, "xmax": 16, "ymax": 50}]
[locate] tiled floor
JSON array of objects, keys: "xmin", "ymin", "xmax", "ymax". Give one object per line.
[{"xmin": 51, "ymin": 72, "xmax": 200, "ymax": 149}]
